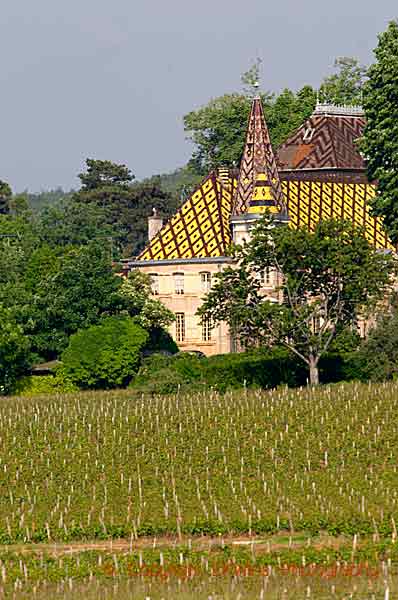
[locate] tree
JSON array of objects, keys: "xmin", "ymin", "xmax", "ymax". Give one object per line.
[
  {"xmin": 119, "ymin": 270, "xmax": 175, "ymax": 330},
  {"xmin": 62, "ymin": 316, "xmax": 148, "ymax": 389},
  {"xmin": 0, "ymin": 180, "xmax": 12, "ymax": 215},
  {"xmin": 198, "ymin": 217, "xmax": 394, "ymax": 385},
  {"xmin": 0, "ymin": 305, "xmax": 31, "ymax": 394},
  {"xmin": 79, "ymin": 159, "xmax": 134, "ymax": 190},
  {"xmin": 319, "ymin": 57, "xmax": 367, "ymax": 104},
  {"xmin": 183, "ymin": 87, "xmax": 316, "ymax": 174},
  {"xmin": 29, "ymin": 242, "xmax": 125, "ymax": 359},
  {"xmin": 360, "ymin": 20, "xmax": 398, "ymax": 243},
  {"xmin": 72, "ymin": 159, "xmax": 177, "ymax": 256},
  {"xmin": 355, "ymin": 294, "xmax": 398, "ymax": 382},
  {"xmin": 37, "ymin": 201, "xmax": 114, "ymax": 249}
]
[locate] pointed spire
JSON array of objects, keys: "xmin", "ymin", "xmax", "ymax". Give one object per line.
[{"xmin": 233, "ymin": 96, "xmax": 285, "ymax": 216}]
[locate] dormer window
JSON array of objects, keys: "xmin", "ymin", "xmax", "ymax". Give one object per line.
[{"xmin": 303, "ymin": 127, "xmax": 315, "ymax": 143}]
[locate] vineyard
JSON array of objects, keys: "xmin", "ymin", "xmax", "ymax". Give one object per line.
[{"xmin": 1, "ymin": 381, "xmax": 398, "ymax": 542}]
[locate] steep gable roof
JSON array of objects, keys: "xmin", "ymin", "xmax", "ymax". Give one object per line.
[
  {"xmin": 138, "ymin": 172, "xmax": 235, "ymax": 261},
  {"xmin": 277, "ymin": 105, "xmax": 366, "ymax": 171}
]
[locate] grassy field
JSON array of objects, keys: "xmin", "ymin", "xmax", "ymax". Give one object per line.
[{"xmin": 2, "ymin": 381, "xmax": 398, "ymax": 597}]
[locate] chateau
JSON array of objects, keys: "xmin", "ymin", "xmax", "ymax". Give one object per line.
[{"xmin": 124, "ymin": 94, "xmax": 392, "ymax": 355}]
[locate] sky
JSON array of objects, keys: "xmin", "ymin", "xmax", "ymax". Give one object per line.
[{"xmin": 0, "ymin": 0, "xmax": 396, "ymax": 192}]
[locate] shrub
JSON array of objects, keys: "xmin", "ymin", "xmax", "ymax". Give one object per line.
[
  {"xmin": 62, "ymin": 316, "xmax": 148, "ymax": 389},
  {"xmin": 144, "ymin": 327, "xmax": 179, "ymax": 356},
  {"xmin": 131, "ymin": 347, "xmax": 307, "ymax": 395},
  {"xmin": 130, "ymin": 353, "xmax": 204, "ymax": 395},
  {"xmin": 200, "ymin": 348, "xmax": 307, "ymax": 392},
  {"xmin": 13, "ymin": 372, "xmax": 78, "ymax": 396}
]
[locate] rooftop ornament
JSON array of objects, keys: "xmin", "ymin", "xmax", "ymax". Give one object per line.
[{"xmin": 314, "ymin": 103, "xmax": 365, "ymax": 117}]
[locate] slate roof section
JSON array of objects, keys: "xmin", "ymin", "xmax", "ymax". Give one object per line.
[{"xmin": 277, "ymin": 112, "xmax": 366, "ymax": 171}]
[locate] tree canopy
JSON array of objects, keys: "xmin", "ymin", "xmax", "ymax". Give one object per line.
[
  {"xmin": 360, "ymin": 20, "xmax": 398, "ymax": 243},
  {"xmin": 0, "ymin": 180, "xmax": 12, "ymax": 215},
  {"xmin": 71, "ymin": 158, "xmax": 178, "ymax": 257},
  {"xmin": 62, "ymin": 316, "xmax": 148, "ymax": 389},
  {"xmin": 198, "ymin": 217, "xmax": 394, "ymax": 385},
  {"xmin": 319, "ymin": 57, "xmax": 366, "ymax": 104}
]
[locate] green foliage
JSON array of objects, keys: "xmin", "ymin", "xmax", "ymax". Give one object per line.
[
  {"xmin": 79, "ymin": 159, "xmax": 134, "ymax": 190},
  {"xmin": 184, "ymin": 87, "xmax": 316, "ymax": 174},
  {"xmin": 73, "ymin": 159, "xmax": 178, "ymax": 256},
  {"xmin": 120, "ymin": 270, "xmax": 175, "ymax": 329},
  {"xmin": 319, "ymin": 57, "xmax": 367, "ymax": 104},
  {"xmin": 198, "ymin": 217, "xmax": 394, "ymax": 384},
  {"xmin": 0, "ymin": 305, "xmax": 31, "ymax": 394},
  {"xmin": 131, "ymin": 348, "xmax": 307, "ymax": 395},
  {"xmin": 355, "ymin": 306, "xmax": 398, "ymax": 381},
  {"xmin": 26, "ymin": 187, "xmax": 73, "ymax": 211},
  {"xmin": 0, "ymin": 180, "xmax": 12, "ymax": 215},
  {"xmin": 62, "ymin": 316, "xmax": 148, "ymax": 389},
  {"xmin": 131, "ymin": 353, "xmax": 203, "ymax": 395},
  {"xmin": 37, "ymin": 201, "xmax": 114, "ymax": 249},
  {"xmin": 144, "ymin": 327, "xmax": 179, "ymax": 356},
  {"xmin": 240, "ymin": 58, "xmax": 262, "ymax": 95},
  {"xmin": 13, "ymin": 372, "xmax": 78, "ymax": 396},
  {"xmin": 0, "ymin": 206, "xmax": 171, "ymax": 371},
  {"xmin": 1, "ymin": 542, "xmax": 398, "ymax": 596},
  {"xmin": 360, "ymin": 20, "xmax": 398, "ymax": 243},
  {"xmin": 29, "ymin": 242, "xmax": 126, "ymax": 359},
  {"xmin": 142, "ymin": 166, "xmax": 202, "ymax": 206}
]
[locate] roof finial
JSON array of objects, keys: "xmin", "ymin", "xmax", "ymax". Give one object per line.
[{"xmin": 253, "ymin": 80, "xmax": 260, "ymax": 99}]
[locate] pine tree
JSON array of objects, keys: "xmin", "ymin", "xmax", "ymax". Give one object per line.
[{"xmin": 361, "ymin": 20, "xmax": 398, "ymax": 242}]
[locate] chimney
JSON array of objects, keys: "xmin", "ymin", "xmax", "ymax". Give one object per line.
[{"xmin": 148, "ymin": 207, "xmax": 163, "ymax": 241}]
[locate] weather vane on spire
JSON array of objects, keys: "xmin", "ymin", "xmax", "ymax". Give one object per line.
[{"xmin": 241, "ymin": 57, "xmax": 262, "ymax": 98}]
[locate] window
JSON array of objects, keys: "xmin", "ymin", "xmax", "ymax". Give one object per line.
[
  {"xmin": 176, "ymin": 313, "xmax": 185, "ymax": 342},
  {"xmin": 173, "ymin": 272, "xmax": 184, "ymax": 295},
  {"xmin": 201, "ymin": 317, "xmax": 212, "ymax": 342},
  {"xmin": 260, "ymin": 267, "xmax": 272, "ymax": 286},
  {"xmin": 312, "ymin": 314, "xmax": 321, "ymax": 334},
  {"xmin": 200, "ymin": 271, "xmax": 211, "ymax": 293},
  {"xmin": 149, "ymin": 273, "xmax": 159, "ymax": 295}
]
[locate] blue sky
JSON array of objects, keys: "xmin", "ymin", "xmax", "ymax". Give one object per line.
[{"xmin": 0, "ymin": 0, "xmax": 396, "ymax": 191}]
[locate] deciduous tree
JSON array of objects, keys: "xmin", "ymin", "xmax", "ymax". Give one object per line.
[
  {"xmin": 360, "ymin": 20, "xmax": 398, "ymax": 243},
  {"xmin": 319, "ymin": 57, "xmax": 366, "ymax": 104},
  {"xmin": 198, "ymin": 217, "xmax": 394, "ymax": 385}
]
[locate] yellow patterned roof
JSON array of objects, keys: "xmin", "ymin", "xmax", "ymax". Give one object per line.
[
  {"xmin": 283, "ymin": 180, "xmax": 394, "ymax": 250},
  {"xmin": 137, "ymin": 175, "xmax": 393, "ymax": 260},
  {"xmin": 138, "ymin": 172, "xmax": 235, "ymax": 261}
]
